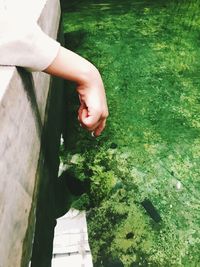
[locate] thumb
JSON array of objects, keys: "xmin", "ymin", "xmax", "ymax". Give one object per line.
[
  {"xmin": 82, "ymin": 115, "xmax": 95, "ymax": 127},
  {"xmin": 81, "ymin": 108, "xmax": 100, "ymax": 129},
  {"xmin": 81, "ymin": 107, "xmax": 88, "ymax": 123}
]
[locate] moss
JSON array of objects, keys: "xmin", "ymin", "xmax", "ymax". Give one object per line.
[{"xmin": 61, "ymin": 0, "xmax": 200, "ymax": 266}]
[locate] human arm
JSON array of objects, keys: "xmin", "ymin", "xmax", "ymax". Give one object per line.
[
  {"xmin": 44, "ymin": 46, "xmax": 108, "ymax": 136},
  {"xmin": 0, "ymin": 7, "xmax": 108, "ymax": 136}
]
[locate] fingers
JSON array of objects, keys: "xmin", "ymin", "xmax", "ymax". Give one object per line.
[
  {"xmin": 94, "ymin": 118, "xmax": 106, "ymax": 137},
  {"xmin": 78, "ymin": 106, "xmax": 97, "ymax": 130},
  {"xmin": 77, "ymin": 80, "xmax": 108, "ymax": 136},
  {"xmin": 78, "ymin": 104, "xmax": 108, "ymax": 136}
]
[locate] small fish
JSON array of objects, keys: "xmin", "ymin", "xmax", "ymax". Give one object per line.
[{"xmin": 141, "ymin": 199, "xmax": 162, "ymax": 223}]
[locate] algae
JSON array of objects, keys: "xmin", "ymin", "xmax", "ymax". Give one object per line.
[{"xmin": 60, "ymin": 0, "xmax": 200, "ymax": 266}]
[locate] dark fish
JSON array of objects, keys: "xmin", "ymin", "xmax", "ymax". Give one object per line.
[{"xmin": 141, "ymin": 199, "xmax": 162, "ymax": 223}]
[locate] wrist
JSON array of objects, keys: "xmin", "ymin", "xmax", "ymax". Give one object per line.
[{"xmin": 78, "ymin": 62, "xmax": 101, "ymax": 87}]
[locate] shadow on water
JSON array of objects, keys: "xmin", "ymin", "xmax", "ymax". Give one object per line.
[
  {"xmin": 62, "ymin": 30, "xmax": 89, "ymax": 151},
  {"xmin": 61, "ymin": 0, "xmax": 169, "ymax": 12},
  {"xmin": 64, "ymin": 30, "xmax": 88, "ymax": 50},
  {"xmin": 55, "ymin": 170, "xmax": 90, "ymax": 218}
]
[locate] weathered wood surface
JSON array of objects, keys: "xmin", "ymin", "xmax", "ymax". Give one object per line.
[{"xmin": 0, "ymin": 1, "xmax": 61, "ymax": 266}]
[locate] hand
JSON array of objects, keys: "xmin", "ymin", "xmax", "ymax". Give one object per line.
[
  {"xmin": 77, "ymin": 69, "xmax": 108, "ymax": 137},
  {"xmin": 44, "ymin": 46, "xmax": 108, "ymax": 136}
]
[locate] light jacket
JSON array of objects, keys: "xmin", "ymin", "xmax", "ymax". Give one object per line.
[{"xmin": 0, "ymin": 0, "xmax": 60, "ymax": 71}]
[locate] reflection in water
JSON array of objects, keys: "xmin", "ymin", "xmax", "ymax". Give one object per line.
[{"xmin": 61, "ymin": 0, "xmax": 200, "ymax": 266}]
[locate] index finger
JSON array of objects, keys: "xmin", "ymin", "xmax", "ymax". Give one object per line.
[{"xmin": 93, "ymin": 118, "xmax": 107, "ymax": 137}]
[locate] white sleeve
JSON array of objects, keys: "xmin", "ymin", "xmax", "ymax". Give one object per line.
[{"xmin": 0, "ymin": 15, "xmax": 61, "ymax": 71}]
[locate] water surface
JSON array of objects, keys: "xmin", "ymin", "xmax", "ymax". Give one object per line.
[{"xmin": 61, "ymin": 1, "xmax": 200, "ymax": 266}]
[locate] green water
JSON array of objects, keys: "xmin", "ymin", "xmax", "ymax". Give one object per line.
[{"xmin": 60, "ymin": 0, "xmax": 200, "ymax": 266}]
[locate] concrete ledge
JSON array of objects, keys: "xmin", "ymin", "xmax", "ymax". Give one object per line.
[{"xmin": 0, "ymin": 1, "xmax": 61, "ymax": 266}]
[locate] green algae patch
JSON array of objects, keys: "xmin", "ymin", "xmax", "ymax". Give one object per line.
[{"xmin": 60, "ymin": 0, "xmax": 200, "ymax": 266}]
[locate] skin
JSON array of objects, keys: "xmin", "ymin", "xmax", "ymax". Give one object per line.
[{"xmin": 45, "ymin": 46, "xmax": 109, "ymax": 137}]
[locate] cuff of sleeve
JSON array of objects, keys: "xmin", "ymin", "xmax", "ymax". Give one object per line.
[
  {"xmin": 26, "ymin": 24, "xmax": 61, "ymax": 72},
  {"xmin": 0, "ymin": 21, "xmax": 61, "ymax": 72}
]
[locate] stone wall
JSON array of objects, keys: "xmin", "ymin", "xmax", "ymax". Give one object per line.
[{"xmin": 0, "ymin": 1, "xmax": 63, "ymax": 266}]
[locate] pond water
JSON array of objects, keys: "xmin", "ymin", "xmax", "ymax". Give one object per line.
[{"xmin": 60, "ymin": 0, "xmax": 200, "ymax": 266}]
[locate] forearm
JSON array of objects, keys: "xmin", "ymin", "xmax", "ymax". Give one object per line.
[{"xmin": 44, "ymin": 46, "xmax": 100, "ymax": 86}]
